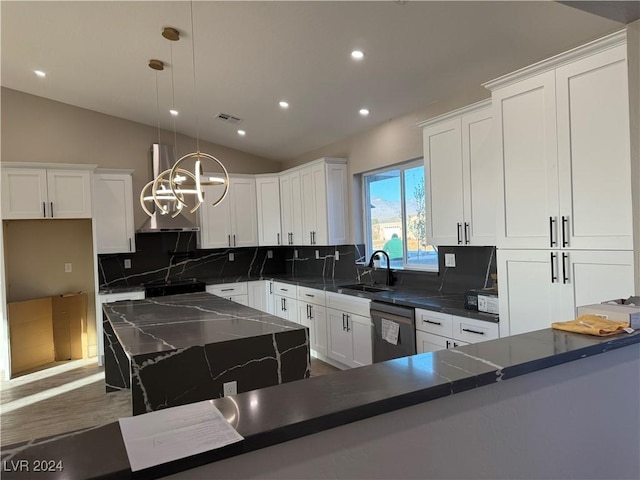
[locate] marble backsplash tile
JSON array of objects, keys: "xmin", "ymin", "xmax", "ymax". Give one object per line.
[{"xmin": 98, "ymin": 233, "xmax": 495, "ymax": 296}]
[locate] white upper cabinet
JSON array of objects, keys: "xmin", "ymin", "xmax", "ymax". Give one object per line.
[
  {"xmin": 299, "ymin": 158, "xmax": 348, "ymax": 246},
  {"xmin": 280, "ymin": 170, "xmax": 303, "ymax": 246},
  {"xmin": 255, "ymin": 175, "xmax": 282, "ymax": 246},
  {"xmin": 486, "ymin": 32, "xmax": 632, "ymax": 251},
  {"xmin": 555, "ymin": 45, "xmax": 632, "ymax": 250},
  {"xmin": 93, "ymin": 171, "xmax": 135, "ymax": 254},
  {"xmin": 198, "ymin": 175, "xmax": 258, "ymax": 249},
  {"xmin": 2, "ymin": 165, "xmax": 93, "ymax": 219},
  {"xmin": 420, "ymin": 101, "xmax": 496, "ymax": 246}
]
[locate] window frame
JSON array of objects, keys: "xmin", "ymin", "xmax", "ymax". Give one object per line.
[{"xmin": 362, "ymin": 157, "xmax": 436, "ymax": 272}]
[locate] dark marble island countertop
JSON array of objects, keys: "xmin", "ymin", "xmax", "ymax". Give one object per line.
[
  {"xmin": 103, "ymin": 292, "xmax": 306, "ymax": 356},
  {"xmin": 2, "ymin": 326, "xmax": 639, "ymax": 480}
]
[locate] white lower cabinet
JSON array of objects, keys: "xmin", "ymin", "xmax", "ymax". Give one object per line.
[
  {"xmin": 296, "ymin": 286, "xmax": 327, "ymax": 357},
  {"xmin": 273, "ymin": 294, "xmax": 298, "ymax": 323},
  {"xmin": 326, "ymin": 292, "xmax": 372, "ymax": 368},
  {"xmin": 497, "ymin": 249, "xmax": 635, "ymax": 337},
  {"xmin": 97, "ymin": 290, "xmax": 145, "ymax": 365},
  {"xmin": 206, "ymin": 283, "xmax": 249, "ymax": 306},
  {"xmin": 415, "ymin": 308, "xmax": 498, "ymax": 354},
  {"xmin": 248, "ymin": 280, "xmax": 274, "ymax": 314}
]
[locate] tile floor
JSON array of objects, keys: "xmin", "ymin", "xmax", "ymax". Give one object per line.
[{"xmin": 0, "ymin": 357, "xmax": 339, "ymax": 447}]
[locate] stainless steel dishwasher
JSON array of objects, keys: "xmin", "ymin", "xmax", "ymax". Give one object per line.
[{"xmin": 371, "ymin": 301, "xmax": 416, "ymax": 362}]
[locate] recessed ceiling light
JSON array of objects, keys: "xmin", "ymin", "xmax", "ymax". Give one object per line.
[
  {"xmin": 237, "ymin": 130, "xmax": 246, "ymax": 136},
  {"xmin": 351, "ymin": 50, "xmax": 365, "ymax": 60},
  {"xmin": 34, "ymin": 70, "xmax": 46, "ymax": 78},
  {"xmin": 279, "ymin": 101, "xmax": 289, "ymax": 109},
  {"xmin": 169, "ymin": 109, "xmax": 179, "ymax": 116},
  {"xmin": 359, "ymin": 108, "xmax": 370, "ymax": 116}
]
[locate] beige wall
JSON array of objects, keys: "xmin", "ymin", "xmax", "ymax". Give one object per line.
[
  {"xmin": 3, "ymin": 219, "xmax": 97, "ymax": 357},
  {"xmin": 628, "ymin": 21, "xmax": 640, "ymax": 294},
  {"xmin": 1, "ymin": 87, "xmax": 282, "ymax": 228},
  {"xmin": 284, "ymin": 84, "xmax": 490, "ymax": 242}
]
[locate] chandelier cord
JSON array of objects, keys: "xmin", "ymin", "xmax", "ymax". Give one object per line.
[
  {"xmin": 155, "ymin": 70, "xmax": 161, "ymax": 145},
  {"xmin": 170, "ymin": 41, "xmax": 179, "ymax": 161},
  {"xmin": 189, "ymin": 0, "xmax": 200, "ymax": 154}
]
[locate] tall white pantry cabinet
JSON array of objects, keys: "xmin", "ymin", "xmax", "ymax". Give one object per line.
[{"xmin": 485, "ymin": 31, "xmax": 636, "ymax": 337}]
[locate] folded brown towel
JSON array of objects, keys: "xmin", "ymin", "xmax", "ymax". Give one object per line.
[{"xmin": 552, "ymin": 314, "xmax": 629, "ymax": 336}]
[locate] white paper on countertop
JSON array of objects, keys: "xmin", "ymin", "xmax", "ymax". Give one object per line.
[
  {"xmin": 119, "ymin": 400, "xmax": 244, "ymax": 472},
  {"xmin": 381, "ymin": 318, "xmax": 400, "ymax": 345}
]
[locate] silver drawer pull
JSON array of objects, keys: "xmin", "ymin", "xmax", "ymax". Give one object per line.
[
  {"xmin": 221, "ymin": 288, "xmax": 234, "ymax": 292},
  {"xmin": 424, "ymin": 320, "xmax": 441, "ymax": 326},
  {"xmin": 462, "ymin": 328, "xmax": 484, "ymax": 335},
  {"xmin": 305, "ymin": 294, "xmax": 314, "ymax": 297}
]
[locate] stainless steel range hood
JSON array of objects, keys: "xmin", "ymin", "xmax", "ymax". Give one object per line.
[{"xmin": 137, "ymin": 144, "xmax": 200, "ymax": 233}]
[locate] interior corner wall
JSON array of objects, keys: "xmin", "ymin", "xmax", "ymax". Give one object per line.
[
  {"xmin": 282, "ymin": 84, "xmax": 489, "ymax": 245},
  {"xmin": 627, "ymin": 20, "xmax": 640, "ymax": 294},
  {"xmin": 3, "ymin": 219, "xmax": 97, "ymax": 359},
  {"xmin": 0, "ymin": 87, "xmax": 282, "ymax": 229}
]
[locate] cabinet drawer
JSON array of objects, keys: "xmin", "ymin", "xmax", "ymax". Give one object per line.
[
  {"xmin": 452, "ymin": 316, "xmax": 499, "ymax": 344},
  {"xmin": 415, "ymin": 309, "xmax": 453, "ymax": 336},
  {"xmin": 206, "ymin": 282, "xmax": 248, "ymax": 296},
  {"xmin": 326, "ymin": 292, "xmax": 370, "ymax": 317},
  {"xmin": 100, "ymin": 291, "xmax": 145, "ymax": 303},
  {"xmin": 273, "ymin": 281, "xmax": 297, "ymax": 299},
  {"xmin": 297, "ymin": 286, "xmax": 326, "ymax": 306}
]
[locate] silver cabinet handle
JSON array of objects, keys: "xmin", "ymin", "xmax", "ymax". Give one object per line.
[
  {"xmin": 129, "ymin": 238, "xmax": 132, "ymax": 252},
  {"xmin": 464, "ymin": 222, "xmax": 470, "ymax": 244},
  {"xmin": 457, "ymin": 223, "xmax": 462, "ymax": 244},
  {"xmin": 233, "ymin": 234, "xmax": 236, "ymax": 246},
  {"xmin": 277, "ymin": 233, "xmax": 280, "ymax": 245},
  {"xmin": 562, "ymin": 216, "xmax": 569, "ymax": 248},
  {"xmin": 283, "ymin": 298, "xmax": 287, "ymax": 312},
  {"xmin": 549, "ymin": 217, "xmax": 556, "ymax": 247},
  {"xmin": 550, "ymin": 252, "xmax": 558, "ymax": 283},
  {"xmin": 50, "ymin": 202, "xmax": 54, "ymax": 218},
  {"xmin": 43, "ymin": 202, "xmax": 46, "ymax": 218},
  {"xmin": 228, "ymin": 235, "xmax": 231, "ymax": 247},
  {"xmin": 345, "ymin": 314, "xmax": 350, "ymax": 332},
  {"xmin": 309, "ymin": 305, "xmax": 313, "ymax": 320},
  {"xmin": 221, "ymin": 288, "xmax": 234, "ymax": 292},
  {"xmin": 342, "ymin": 313, "xmax": 346, "ymax": 330},
  {"xmin": 446, "ymin": 340, "xmax": 451, "ymax": 349},
  {"xmin": 269, "ymin": 283, "xmax": 273, "ymax": 294},
  {"xmin": 310, "ymin": 232, "xmax": 313, "ymax": 244},
  {"xmin": 424, "ymin": 320, "xmax": 441, "ymax": 326},
  {"xmin": 305, "ymin": 293, "xmax": 314, "ymax": 297}
]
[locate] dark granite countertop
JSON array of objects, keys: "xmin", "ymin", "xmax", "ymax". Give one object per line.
[
  {"xmin": 201, "ymin": 275, "xmax": 499, "ymax": 323},
  {"xmin": 103, "ymin": 292, "xmax": 305, "ymax": 357},
  {"xmin": 2, "ymin": 327, "xmax": 639, "ymax": 479},
  {"xmin": 98, "ymin": 285, "xmax": 146, "ymax": 295}
]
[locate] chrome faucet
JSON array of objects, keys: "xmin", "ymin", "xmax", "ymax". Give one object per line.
[{"xmin": 367, "ymin": 250, "xmax": 394, "ymax": 286}]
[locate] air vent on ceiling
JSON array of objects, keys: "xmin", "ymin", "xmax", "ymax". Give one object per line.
[{"xmin": 215, "ymin": 113, "xmax": 243, "ymax": 125}]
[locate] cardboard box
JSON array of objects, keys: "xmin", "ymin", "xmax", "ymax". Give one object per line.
[
  {"xmin": 52, "ymin": 292, "xmax": 88, "ymax": 361},
  {"xmin": 577, "ymin": 302, "xmax": 640, "ymax": 329},
  {"xmin": 8, "ymin": 297, "xmax": 55, "ymax": 375}
]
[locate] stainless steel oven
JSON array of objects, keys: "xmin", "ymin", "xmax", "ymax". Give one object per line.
[{"xmin": 371, "ymin": 301, "xmax": 416, "ymax": 362}]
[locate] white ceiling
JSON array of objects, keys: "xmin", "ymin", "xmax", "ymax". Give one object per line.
[{"xmin": 1, "ymin": 1, "xmax": 625, "ymax": 162}]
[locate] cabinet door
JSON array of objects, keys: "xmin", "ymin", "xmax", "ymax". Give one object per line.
[
  {"xmin": 556, "ymin": 45, "xmax": 632, "ymax": 250},
  {"xmin": 493, "ymin": 71, "xmax": 559, "ymax": 249},
  {"xmin": 416, "ymin": 330, "xmax": 448, "ymax": 354},
  {"xmin": 558, "ymin": 250, "xmax": 635, "ymax": 321},
  {"xmin": 279, "ymin": 173, "xmax": 302, "ymax": 245},
  {"xmin": 324, "ymin": 162, "xmax": 349, "ymax": 245},
  {"xmin": 424, "ymin": 118, "xmax": 464, "ymax": 246},
  {"xmin": 311, "ymin": 163, "xmax": 329, "ymax": 245},
  {"xmin": 350, "ymin": 313, "xmax": 372, "ymax": 368},
  {"xmin": 94, "ymin": 173, "xmax": 135, "ymax": 254},
  {"xmin": 229, "ymin": 177, "xmax": 258, "ymax": 247},
  {"xmin": 47, "ymin": 169, "xmax": 92, "ymax": 218},
  {"xmin": 462, "ymin": 108, "xmax": 496, "ymax": 246},
  {"xmin": 310, "ymin": 304, "xmax": 328, "ymax": 356},
  {"xmin": 248, "ymin": 281, "xmax": 268, "ymax": 313},
  {"xmin": 497, "ymin": 249, "xmax": 562, "ymax": 337},
  {"xmin": 273, "ymin": 294, "xmax": 287, "ymax": 320},
  {"xmin": 327, "ymin": 308, "xmax": 352, "ymax": 365},
  {"xmin": 256, "ymin": 176, "xmax": 282, "ymax": 246},
  {"xmin": 198, "ymin": 183, "xmax": 232, "ymax": 249},
  {"xmin": 300, "ymin": 166, "xmax": 316, "ymax": 246},
  {"xmin": 1, "ymin": 168, "xmax": 49, "ymax": 219}
]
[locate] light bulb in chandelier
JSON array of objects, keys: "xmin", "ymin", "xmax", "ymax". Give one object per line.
[
  {"xmin": 140, "ymin": 167, "xmax": 201, "ymax": 218},
  {"xmin": 168, "ymin": 151, "xmax": 230, "ymax": 210}
]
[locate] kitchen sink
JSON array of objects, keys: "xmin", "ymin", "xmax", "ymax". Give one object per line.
[{"xmin": 339, "ymin": 284, "xmax": 392, "ymax": 293}]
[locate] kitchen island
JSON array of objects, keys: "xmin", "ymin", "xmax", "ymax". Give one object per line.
[{"xmin": 102, "ymin": 292, "xmax": 310, "ymax": 415}]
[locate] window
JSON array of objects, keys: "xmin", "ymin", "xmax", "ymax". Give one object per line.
[{"xmin": 363, "ymin": 160, "xmax": 437, "ymax": 271}]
